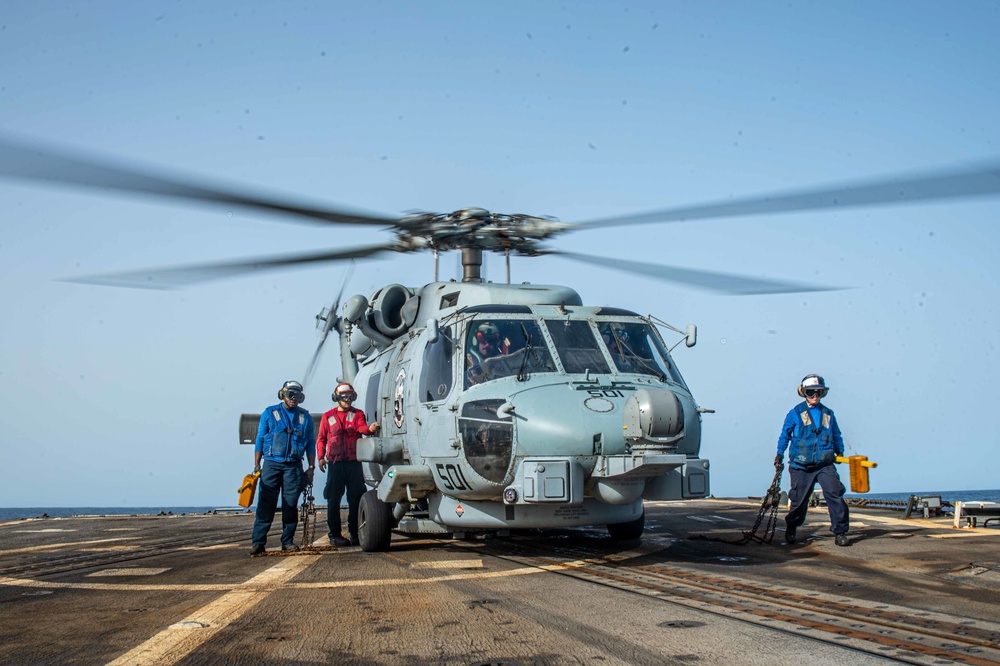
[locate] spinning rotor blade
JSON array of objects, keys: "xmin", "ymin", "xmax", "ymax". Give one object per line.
[
  {"xmin": 64, "ymin": 244, "xmax": 392, "ymax": 289},
  {"xmin": 572, "ymin": 161, "xmax": 1000, "ymax": 230},
  {"xmin": 303, "ymin": 262, "xmax": 355, "ymax": 386},
  {"xmin": 554, "ymin": 251, "xmax": 843, "ymax": 295},
  {"xmin": 0, "ymin": 135, "xmax": 395, "ymax": 227}
]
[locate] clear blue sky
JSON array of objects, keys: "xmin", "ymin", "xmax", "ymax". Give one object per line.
[{"xmin": 1, "ymin": 2, "xmax": 998, "ymax": 506}]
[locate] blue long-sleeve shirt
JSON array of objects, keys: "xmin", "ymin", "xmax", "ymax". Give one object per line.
[
  {"xmin": 255, "ymin": 402, "xmax": 316, "ymax": 463},
  {"xmin": 777, "ymin": 401, "xmax": 843, "ymax": 469}
]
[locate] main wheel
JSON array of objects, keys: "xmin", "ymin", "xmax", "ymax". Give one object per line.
[
  {"xmin": 358, "ymin": 489, "xmax": 394, "ymax": 552},
  {"xmin": 607, "ymin": 511, "xmax": 645, "ymax": 540}
]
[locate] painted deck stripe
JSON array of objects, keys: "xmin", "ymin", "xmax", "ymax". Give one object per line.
[
  {"xmin": 411, "ymin": 559, "xmax": 483, "ymax": 569},
  {"xmin": 87, "ymin": 568, "xmax": 170, "ymax": 577},
  {"xmin": 105, "ymin": 555, "xmax": 318, "ymax": 666},
  {"xmin": 1, "ymin": 537, "xmax": 140, "ymax": 555}
]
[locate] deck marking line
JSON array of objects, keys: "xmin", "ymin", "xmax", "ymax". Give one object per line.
[
  {"xmin": 1, "ymin": 537, "xmax": 140, "ymax": 555},
  {"xmin": 411, "ymin": 559, "xmax": 483, "ymax": 569},
  {"xmin": 87, "ymin": 568, "xmax": 170, "ymax": 578},
  {"xmin": 291, "ymin": 559, "xmax": 591, "ymax": 589},
  {"xmin": 0, "ymin": 576, "xmax": 233, "ymax": 592},
  {"xmin": 105, "ymin": 556, "xmax": 317, "ymax": 666},
  {"xmin": 0, "ymin": 558, "xmax": 556, "ymax": 594}
]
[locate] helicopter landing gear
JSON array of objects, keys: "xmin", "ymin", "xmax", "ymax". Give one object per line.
[
  {"xmin": 358, "ymin": 490, "xmax": 394, "ymax": 552},
  {"xmin": 607, "ymin": 512, "xmax": 645, "ymax": 541}
]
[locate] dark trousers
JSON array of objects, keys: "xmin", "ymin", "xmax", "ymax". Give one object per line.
[
  {"xmin": 252, "ymin": 460, "xmax": 304, "ymax": 547},
  {"xmin": 324, "ymin": 460, "xmax": 366, "ymax": 538},
  {"xmin": 785, "ymin": 464, "xmax": 850, "ymax": 535}
]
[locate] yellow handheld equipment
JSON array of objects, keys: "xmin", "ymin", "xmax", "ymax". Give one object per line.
[
  {"xmin": 835, "ymin": 455, "xmax": 878, "ymax": 493},
  {"xmin": 237, "ymin": 471, "xmax": 261, "ymax": 508}
]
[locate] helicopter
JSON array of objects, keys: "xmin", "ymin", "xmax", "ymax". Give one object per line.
[{"xmin": 3, "ymin": 136, "xmax": 1000, "ymax": 551}]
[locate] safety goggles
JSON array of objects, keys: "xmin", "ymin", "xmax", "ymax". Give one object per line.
[
  {"xmin": 804, "ymin": 389, "xmax": 826, "ymax": 398},
  {"xmin": 284, "ymin": 389, "xmax": 304, "ymax": 402},
  {"xmin": 476, "ymin": 332, "xmax": 500, "ymax": 343},
  {"xmin": 336, "ymin": 391, "xmax": 357, "ymax": 402}
]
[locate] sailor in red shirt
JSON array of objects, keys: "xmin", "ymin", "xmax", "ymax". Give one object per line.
[{"xmin": 317, "ymin": 382, "xmax": 380, "ymax": 547}]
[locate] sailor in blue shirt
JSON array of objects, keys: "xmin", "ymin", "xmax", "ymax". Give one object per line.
[
  {"xmin": 250, "ymin": 380, "xmax": 316, "ymax": 555},
  {"xmin": 775, "ymin": 374, "xmax": 850, "ymax": 547}
]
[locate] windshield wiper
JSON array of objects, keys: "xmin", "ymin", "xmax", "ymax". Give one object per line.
[
  {"xmin": 517, "ymin": 323, "xmax": 533, "ymax": 382},
  {"xmin": 615, "ymin": 332, "xmax": 666, "ymax": 382}
]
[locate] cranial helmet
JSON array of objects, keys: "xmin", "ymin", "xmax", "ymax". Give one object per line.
[
  {"xmin": 333, "ymin": 382, "xmax": 357, "ymax": 402},
  {"xmin": 476, "ymin": 322, "xmax": 500, "ymax": 341},
  {"xmin": 797, "ymin": 374, "xmax": 829, "ymax": 398},
  {"xmin": 278, "ymin": 380, "xmax": 305, "ymax": 402}
]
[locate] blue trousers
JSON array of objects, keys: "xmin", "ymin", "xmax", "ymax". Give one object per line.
[
  {"xmin": 252, "ymin": 460, "xmax": 304, "ymax": 547},
  {"xmin": 324, "ymin": 460, "xmax": 366, "ymax": 538},
  {"xmin": 785, "ymin": 464, "xmax": 849, "ymax": 535}
]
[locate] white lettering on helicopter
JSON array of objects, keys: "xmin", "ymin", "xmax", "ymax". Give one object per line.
[
  {"xmin": 393, "ymin": 369, "xmax": 406, "ymax": 428},
  {"xmin": 586, "ymin": 389, "xmax": 624, "ymax": 398},
  {"xmin": 436, "ymin": 463, "xmax": 471, "ymax": 491},
  {"xmin": 574, "ymin": 383, "xmax": 634, "ymax": 393}
]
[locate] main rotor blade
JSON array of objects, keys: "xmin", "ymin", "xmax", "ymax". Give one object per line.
[
  {"xmin": 571, "ymin": 160, "xmax": 1000, "ymax": 230},
  {"xmin": 0, "ymin": 135, "xmax": 396, "ymax": 227},
  {"xmin": 63, "ymin": 242, "xmax": 397, "ymax": 289},
  {"xmin": 553, "ymin": 251, "xmax": 844, "ymax": 295}
]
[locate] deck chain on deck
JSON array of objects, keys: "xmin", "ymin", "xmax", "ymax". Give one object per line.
[{"xmin": 690, "ymin": 462, "xmax": 784, "ymax": 545}]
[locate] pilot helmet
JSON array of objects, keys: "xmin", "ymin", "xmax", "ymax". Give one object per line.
[
  {"xmin": 475, "ymin": 322, "xmax": 500, "ymax": 343},
  {"xmin": 333, "ymin": 382, "xmax": 358, "ymax": 402},
  {"xmin": 278, "ymin": 380, "xmax": 305, "ymax": 403},
  {"xmin": 610, "ymin": 325, "xmax": 629, "ymax": 342},
  {"xmin": 797, "ymin": 374, "xmax": 829, "ymax": 398}
]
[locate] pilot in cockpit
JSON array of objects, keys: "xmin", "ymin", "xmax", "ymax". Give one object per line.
[
  {"xmin": 601, "ymin": 325, "xmax": 632, "ymax": 370},
  {"xmin": 466, "ymin": 322, "xmax": 506, "ymax": 386}
]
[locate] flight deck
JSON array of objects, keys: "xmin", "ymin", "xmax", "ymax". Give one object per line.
[{"xmin": 1, "ymin": 499, "xmax": 998, "ymax": 666}]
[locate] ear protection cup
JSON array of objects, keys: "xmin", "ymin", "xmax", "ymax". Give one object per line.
[{"xmin": 797, "ymin": 385, "xmax": 805, "ymax": 398}]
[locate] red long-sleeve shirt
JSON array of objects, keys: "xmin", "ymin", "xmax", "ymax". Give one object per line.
[{"xmin": 316, "ymin": 407, "xmax": 374, "ymax": 462}]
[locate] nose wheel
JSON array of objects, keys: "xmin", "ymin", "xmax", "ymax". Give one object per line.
[{"xmin": 358, "ymin": 489, "xmax": 394, "ymax": 552}]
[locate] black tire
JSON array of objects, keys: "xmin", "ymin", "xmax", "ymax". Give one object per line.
[
  {"xmin": 358, "ymin": 489, "xmax": 393, "ymax": 552},
  {"xmin": 607, "ymin": 511, "xmax": 645, "ymax": 540}
]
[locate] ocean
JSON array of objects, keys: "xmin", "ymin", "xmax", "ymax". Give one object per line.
[
  {"xmin": 845, "ymin": 489, "xmax": 1000, "ymax": 505},
  {"xmin": 0, "ymin": 506, "xmax": 222, "ymax": 521},
  {"xmin": 3, "ymin": 489, "xmax": 998, "ymax": 522}
]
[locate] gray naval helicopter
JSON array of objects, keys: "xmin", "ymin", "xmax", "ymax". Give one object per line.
[
  {"xmin": 3, "ymin": 136, "xmax": 1000, "ymax": 551},
  {"xmin": 299, "ymin": 236, "xmax": 709, "ymax": 551}
]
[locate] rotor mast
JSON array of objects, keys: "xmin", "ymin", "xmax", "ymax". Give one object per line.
[{"xmin": 461, "ymin": 248, "xmax": 483, "ymax": 283}]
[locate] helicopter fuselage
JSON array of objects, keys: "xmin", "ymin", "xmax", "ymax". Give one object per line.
[{"xmin": 346, "ymin": 281, "xmax": 710, "ymax": 534}]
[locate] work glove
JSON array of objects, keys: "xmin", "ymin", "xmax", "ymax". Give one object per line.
[
  {"xmin": 304, "ymin": 467, "xmax": 315, "ymax": 485},
  {"xmin": 773, "ymin": 455, "xmax": 783, "ymax": 469},
  {"xmin": 253, "ymin": 464, "xmax": 261, "ymax": 474}
]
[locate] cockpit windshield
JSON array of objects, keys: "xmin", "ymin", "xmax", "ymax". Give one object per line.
[
  {"xmin": 462, "ymin": 316, "xmax": 683, "ymax": 387},
  {"xmin": 464, "ymin": 318, "xmax": 557, "ymax": 387},
  {"xmin": 597, "ymin": 320, "xmax": 684, "ymax": 384}
]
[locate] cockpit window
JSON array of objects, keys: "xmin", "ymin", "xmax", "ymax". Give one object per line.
[
  {"xmin": 598, "ymin": 321, "xmax": 683, "ymax": 384},
  {"xmin": 543, "ymin": 320, "xmax": 611, "ymax": 374},
  {"xmin": 464, "ymin": 318, "xmax": 556, "ymax": 387}
]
